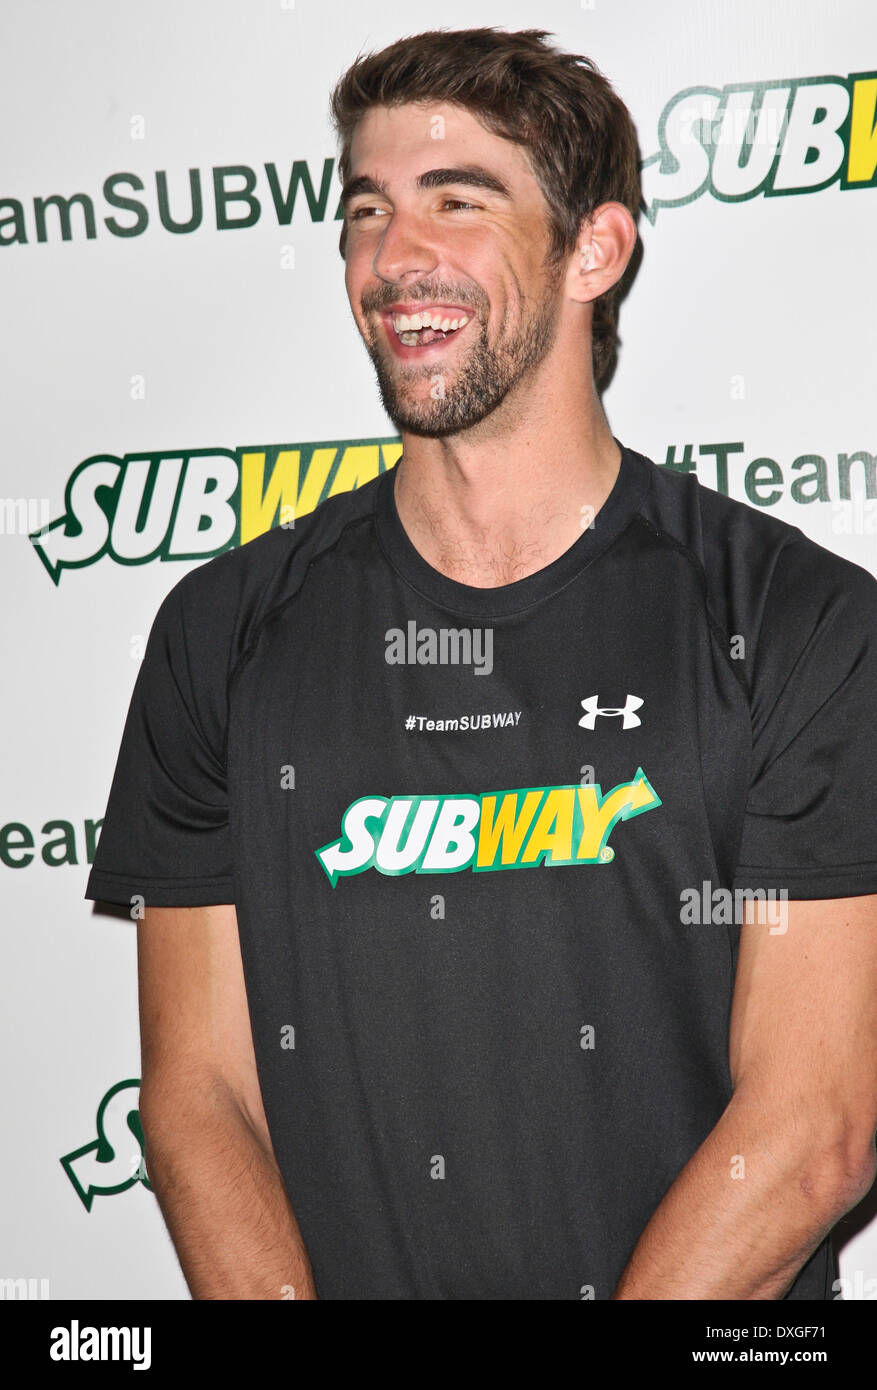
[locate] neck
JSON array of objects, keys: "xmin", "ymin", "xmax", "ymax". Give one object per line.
[{"xmin": 392, "ymin": 365, "xmax": 621, "ymax": 588}]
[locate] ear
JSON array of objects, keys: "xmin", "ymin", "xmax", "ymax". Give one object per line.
[{"xmin": 566, "ymin": 202, "xmax": 638, "ymax": 305}]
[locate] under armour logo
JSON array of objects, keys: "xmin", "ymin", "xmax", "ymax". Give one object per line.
[{"xmin": 579, "ymin": 694, "xmax": 643, "ymax": 730}]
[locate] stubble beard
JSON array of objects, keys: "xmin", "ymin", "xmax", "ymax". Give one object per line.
[{"xmin": 362, "ymin": 263, "xmax": 565, "ymax": 438}]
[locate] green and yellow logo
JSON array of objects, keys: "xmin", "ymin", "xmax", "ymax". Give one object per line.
[
  {"xmin": 643, "ymin": 71, "xmax": 877, "ymax": 222},
  {"xmin": 60, "ymin": 1080, "xmax": 152, "ymax": 1210},
  {"xmin": 28, "ymin": 433, "xmax": 877, "ymax": 587},
  {"xmin": 30, "ymin": 436, "xmax": 402, "ymax": 585},
  {"xmin": 315, "ymin": 770, "xmax": 661, "ymax": 886}
]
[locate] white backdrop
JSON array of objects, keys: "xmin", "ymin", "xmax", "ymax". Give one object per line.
[{"xmin": 2, "ymin": 0, "xmax": 875, "ymax": 1300}]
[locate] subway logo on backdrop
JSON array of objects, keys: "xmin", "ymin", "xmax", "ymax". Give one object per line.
[
  {"xmin": 3, "ymin": 71, "xmax": 874, "ymax": 249},
  {"xmin": 29, "ymin": 438, "xmax": 403, "ymax": 584},
  {"xmin": 642, "ymin": 71, "xmax": 877, "ymax": 221},
  {"xmin": 26, "ymin": 433, "xmax": 877, "ymax": 584}
]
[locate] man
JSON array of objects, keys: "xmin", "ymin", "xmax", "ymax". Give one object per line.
[{"xmin": 84, "ymin": 27, "xmax": 877, "ymax": 1300}]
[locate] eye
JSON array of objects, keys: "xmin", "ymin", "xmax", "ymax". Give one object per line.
[
  {"xmin": 349, "ymin": 198, "xmax": 478, "ymax": 222},
  {"xmin": 349, "ymin": 205, "xmax": 387, "ymax": 221}
]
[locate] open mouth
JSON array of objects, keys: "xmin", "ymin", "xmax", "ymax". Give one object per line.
[{"xmin": 383, "ymin": 307, "xmax": 473, "ymax": 351}]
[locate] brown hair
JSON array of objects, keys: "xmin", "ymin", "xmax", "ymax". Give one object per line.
[{"xmin": 329, "ymin": 26, "xmax": 642, "ymax": 391}]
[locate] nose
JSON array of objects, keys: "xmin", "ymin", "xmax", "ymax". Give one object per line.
[{"xmin": 370, "ymin": 209, "xmax": 439, "ymax": 286}]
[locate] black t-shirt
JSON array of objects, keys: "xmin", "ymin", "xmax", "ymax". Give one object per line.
[{"xmin": 84, "ymin": 440, "xmax": 877, "ymax": 1300}]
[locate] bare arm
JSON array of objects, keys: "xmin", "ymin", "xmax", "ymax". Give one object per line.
[
  {"xmin": 611, "ymin": 894, "xmax": 877, "ymax": 1299},
  {"xmin": 137, "ymin": 903, "xmax": 317, "ymax": 1300}
]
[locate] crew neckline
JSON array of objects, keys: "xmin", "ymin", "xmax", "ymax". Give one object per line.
[{"xmin": 374, "ymin": 437, "xmax": 651, "ymax": 618}]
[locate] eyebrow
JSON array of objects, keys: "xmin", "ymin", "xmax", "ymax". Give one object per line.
[{"xmin": 340, "ymin": 165, "xmax": 513, "ymax": 208}]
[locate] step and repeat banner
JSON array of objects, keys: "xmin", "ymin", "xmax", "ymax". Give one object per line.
[{"xmin": 2, "ymin": 0, "xmax": 875, "ymax": 1300}]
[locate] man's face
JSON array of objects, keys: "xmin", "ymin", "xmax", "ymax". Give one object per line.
[{"xmin": 342, "ymin": 101, "xmax": 567, "ymax": 437}]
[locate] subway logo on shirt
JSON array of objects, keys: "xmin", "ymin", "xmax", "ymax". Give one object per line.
[{"xmin": 315, "ymin": 770, "xmax": 661, "ymax": 885}]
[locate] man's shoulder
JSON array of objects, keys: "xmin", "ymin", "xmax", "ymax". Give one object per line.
[
  {"xmin": 186, "ymin": 468, "xmax": 383, "ymax": 595},
  {"xmin": 633, "ymin": 444, "xmax": 807, "ymax": 569},
  {"xmin": 628, "ymin": 444, "xmax": 877, "ymax": 636},
  {"xmin": 148, "ymin": 471, "xmax": 386, "ymax": 673}
]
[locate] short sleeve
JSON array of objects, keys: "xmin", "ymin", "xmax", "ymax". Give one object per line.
[
  {"xmin": 84, "ymin": 571, "xmax": 235, "ymax": 907},
  {"xmin": 732, "ymin": 540, "xmax": 877, "ymax": 900}
]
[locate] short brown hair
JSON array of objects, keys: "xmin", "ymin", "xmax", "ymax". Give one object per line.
[{"xmin": 330, "ymin": 26, "xmax": 642, "ymax": 391}]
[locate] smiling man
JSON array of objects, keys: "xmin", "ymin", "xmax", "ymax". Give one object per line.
[
  {"xmin": 85, "ymin": 27, "xmax": 877, "ymax": 1301},
  {"xmin": 339, "ymin": 87, "xmax": 633, "ymax": 574}
]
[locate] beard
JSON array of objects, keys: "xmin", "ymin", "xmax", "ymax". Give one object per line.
[{"xmin": 360, "ymin": 262, "xmax": 565, "ymax": 438}]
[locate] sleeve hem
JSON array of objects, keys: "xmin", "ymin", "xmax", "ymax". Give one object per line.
[
  {"xmin": 733, "ymin": 862, "xmax": 877, "ymax": 900},
  {"xmin": 84, "ymin": 869, "xmax": 235, "ymax": 908}
]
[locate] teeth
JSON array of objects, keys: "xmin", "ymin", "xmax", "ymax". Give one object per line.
[{"xmin": 392, "ymin": 310, "xmax": 470, "ymax": 333}]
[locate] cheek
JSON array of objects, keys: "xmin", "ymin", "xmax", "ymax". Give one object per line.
[
  {"xmin": 345, "ymin": 231, "xmax": 370, "ymax": 276},
  {"xmin": 344, "ymin": 262, "xmax": 370, "ymax": 328},
  {"xmin": 456, "ymin": 234, "xmax": 525, "ymax": 310}
]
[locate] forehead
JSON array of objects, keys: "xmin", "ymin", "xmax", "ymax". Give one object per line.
[{"xmin": 347, "ymin": 101, "xmax": 539, "ymax": 194}]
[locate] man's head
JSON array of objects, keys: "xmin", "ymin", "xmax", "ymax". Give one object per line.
[{"xmin": 329, "ymin": 27, "xmax": 641, "ymax": 435}]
